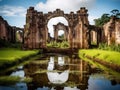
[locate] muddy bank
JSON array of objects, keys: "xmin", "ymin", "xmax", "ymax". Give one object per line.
[{"xmin": 85, "ymin": 55, "xmax": 120, "ymax": 72}]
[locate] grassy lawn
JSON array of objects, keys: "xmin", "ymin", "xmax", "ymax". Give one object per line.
[
  {"xmin": 79, "ymin": 49, "xmax": 120, "ymax": 66},
  {"xmin": 0, "ymin": 48, "xmax": 39, "ymax": 67}
]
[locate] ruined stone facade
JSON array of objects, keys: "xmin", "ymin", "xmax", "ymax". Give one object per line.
[
  {"xmin": 103, "ymin": 16, "xmax": 120, "ymax": 45},
  {"xmin": 85, "ymin": 25, "xmax": 103, "ymax": 46},
  {"xmin": 0, "ymin": 16, "xmax": 16, "ymax": 43},
  {"xmin": 0, "ymin": 16, "xmax": 24, "ymax": 45},
  {"xmin": 53, "ymin": 22, "xmax": 69, "ymax": 41},
  {"xmin": 24, "ymin": 7, "xmax": 89, "ymax": 49}
]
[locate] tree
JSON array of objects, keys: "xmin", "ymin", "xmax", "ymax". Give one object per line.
[
  {"xmin": 94, "ymin": 9, "xmax": 120, "ymax": 27},
  {"xmin": 111, "ymin": 9, "xmax": 120, "ymax": 18},
  {"xmin": 94, "ymin": 13, "xmax": 110, "ymax": 27},
  {"xmin": 111, "ymin": 9, "xmax": 119, "ymax": 16}
]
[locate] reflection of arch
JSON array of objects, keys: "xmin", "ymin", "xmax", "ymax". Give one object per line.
[
  {"xmin": 53, "ymin": 22, "xmax": 69, "ymax": 41},
  {"xmin": 24, "ymin": 54, "xmax": 90, "ymax": 90},
  {"xmin": 47, "ymin": 70, "xmax": 69, "ymax": 84}
]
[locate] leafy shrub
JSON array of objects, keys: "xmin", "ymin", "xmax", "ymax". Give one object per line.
[
  {"xmin": 47, "ymin": 41, "xmax": 69, "ymax": 48},
  {"xmin": 98, "ymin": 43, "xmax": 120, "ymax": 52},
  {"xmin": 0, "ymin": 39, "xmax": 22, "ymax": 48}
]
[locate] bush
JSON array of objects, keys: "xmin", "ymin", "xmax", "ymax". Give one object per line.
[
  {"xmin": 47, "ymin": 41, "xmax": 69, "ymax": 48},
  {"xmin": 0, "ymin": 39, "xmax": 22, "ymax": 48},
  {"xmin": 98, "ymin": 43, "xmax": 120, "ymax": 52}
]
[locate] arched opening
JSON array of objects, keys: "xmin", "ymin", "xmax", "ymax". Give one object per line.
[
  {"xmin": 16, "ymin": 30, "xmax": 23, "ymax": 43},
  {"xmin": 90, "ymin": 31, "xmax": 97, "ymax": 45},
  {"xmin": 47, "ymin": 17, "xmax": 68, "ymax": 37},
  {"xmin": 47, "ymin": 16, "xmax": 69, "ymax": 48},
  {"xmin": 58, "ymin": 30, "xmax": 65, "ymax": 41}
]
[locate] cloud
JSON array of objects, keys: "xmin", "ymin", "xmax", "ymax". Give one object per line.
[
  {"xmin": 0, "ymin": 5, "xmax": 26, "ymax": 17},
  {"xmin": 88, "ymin": 16, "xmax": 99, "ymax": 25},
  {"xmin": 35, "ymin": 0, "xmax": 96, "ymax": 37},
  {"xmin": 47, "ymin": 17, "xmax": 68, "ymax": 37},
  {"xmin": 35, "ymin": 0, "xmax": 96, "ymax": 13}
]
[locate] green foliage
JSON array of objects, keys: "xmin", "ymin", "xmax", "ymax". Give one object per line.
[
  {"xmin": 94, "ymin": 13, "xmax": 110, "ymax": 27},
  {"xmin": 98, "ymin": 43, "xmax": 120, "ymax": 52},
  {"xmin": 0, "ymin": 39, "xmax": 9, "ymax": 48},
  {"xmin": 79, "ymin": 49, "xmax": 120, "ymax": 66},
  {"xmin": 0, "ymin": 76, "xmax": 21, "ymax": 85},
  {"xmin": 58, "ymin": 34, "xmax": 64, "ymax": 39},
  {"xmin": 94, "ymin": 9, "xmax": 120, "ymax": 27},
  {"xmin": 0, "ymin": 48, "xmax": 39, "ymax": 67},
  {"xmin": 47, "ymin": 41, "xmax": 69, "ymax": 48},
  {"xmin": 79, "ymin": 50, "xmax": 120, "ymax": 80},
  {"xmin": 0, "ymin": 38, "xmax": 22, "ymax": 48},
  {"xmin": 111, "ymin": 9, "xmax": 120, "ymax": 18}
]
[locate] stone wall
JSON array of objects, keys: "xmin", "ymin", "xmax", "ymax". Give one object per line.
[
  {"xmin": 23, "ymin": 7, "xmax": 89, "ymax": 49},
  {"xmin": 0, "ymin": 16, "xmax": 15, "ymax": 43},
  {"xmin": 103, "ymin": 16, "xmax": 120, "ymax": 45}
]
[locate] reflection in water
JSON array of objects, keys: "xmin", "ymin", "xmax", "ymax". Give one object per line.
[
  {"xmin": 47, "ymin": 70, "xmax": 69, "ymax": 84},
  {"xmin": 0, "ymin": 53, "xmax": 120, "ymax": 90},
  {"xmin": 64, "ymin": 87, "xmax": 80, "ymax": 90},
  {"xmin": 47, "ymin": 57, "xmax": 54, "ymax": 71},
  {"xmin": 11, "ymin": 70, "xmax": 25, "ymax": 77},
  {"xmin": 58, "ymin": 57, "xmax": 65, "ymax": 66},
  {"xmin": 24, "ymin": 54, "xmax": 90, "ymax": 90},
  {"xmin": 47, "ymin": 56, "xmax": 69, "ymax": 84}
]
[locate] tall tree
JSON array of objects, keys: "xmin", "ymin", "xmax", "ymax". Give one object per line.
[
  {"xmin": 111, "ymin": 9, "xmax": 119, "ymax": 16},
  {"xmin": 94, "ymin": 13, "xmax": 110, "ymax": 27}
]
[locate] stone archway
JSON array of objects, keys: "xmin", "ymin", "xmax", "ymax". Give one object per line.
[
  {"xmin": 23, "ymin": 7, "xmax": 89, "ymax": 49},
  {"xmin": 53, "ymin": 22, "xmax": 69, "ymax": 42},
  {"xmin": 85, "ymin": 25, "xmax": 103, "ymax": 47},
  {"xmin": 12, "ymin": 26, "xmax": 24, "ymax": 43}
]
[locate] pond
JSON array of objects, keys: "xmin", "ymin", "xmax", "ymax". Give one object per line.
[{"xmin": 0, "ymin": 53, "xmax": 120, "ymax": 90}]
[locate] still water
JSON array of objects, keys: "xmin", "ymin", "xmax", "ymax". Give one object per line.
[{"xmin": 0, "ymin": 53, "xmax": 120, "ymax": 90}]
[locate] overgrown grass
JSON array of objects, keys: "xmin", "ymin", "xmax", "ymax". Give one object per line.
[
  {"xmin": 47, "ymin": 41, "xmax": 69, "ymax": 48},
  {"xmin": 79, "ymin": 49, "xmax": 120, "ymax": 66},
  {"xmin": 0, "ymin": 48, "xmax": 39, "ymax": 68},
  {"xmin": 99, "ymin": 43, "xmax": 120, "ymax": 52},
  {"xmin": 79, "ymin": 51, "xmax": 120, "ymax": 80},
  {"xmin": 0, "ymin": 39, "xmax": 22, "ymax": 48}
]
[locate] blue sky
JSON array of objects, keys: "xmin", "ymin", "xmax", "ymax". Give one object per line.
[{"xmin": 0, "ymin": 0, "xmax": 120, "ymax": 28}]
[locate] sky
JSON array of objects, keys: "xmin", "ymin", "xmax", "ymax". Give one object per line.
[{"xmin": 0, "ymin": 0, "xmax": 120, "ymax": 36}]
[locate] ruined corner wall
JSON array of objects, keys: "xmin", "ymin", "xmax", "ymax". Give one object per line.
[
  {"xmin": 73, "ymin": 7, "xmax": 89, "ymax": 49},
  {"xmin": 103, "ymin": 17, "xmax": 120, "ymax": 45},
  {"xmin": 24, "ymin": 7, "xmax": 47, "ymax": 49},
  {"xmin": 0, "ymin": 16, "xmax": 15, "ymax": 43}
]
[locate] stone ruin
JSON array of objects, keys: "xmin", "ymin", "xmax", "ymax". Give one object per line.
[
  {"xmin": 1, "ymin": 6, "xmax": 120, "ymax": 49},
  {"xmin": 0, "ymin": 16, "xmax": 15, "ymax": 43},
  {"xmin": 0, "ymin": 16, "xmax": 24, "ymax": 44},
  {"xmin": 53, "ymin": 22, "xmax": 69, "ymax": 42},
  {"xmin": 23, "ymin": 7, "xmax": 89, "ymax": 49},
  {"xmin": 103, "ymin": 16, "xmax": 120, "ymax": 45},
  {"xmin": 25, "ymin": 7, "xmax": 120, "ymax": 49}
]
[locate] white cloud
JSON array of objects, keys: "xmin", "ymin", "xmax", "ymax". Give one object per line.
[
  {"xmin": 35, "ymin": 0, "xmax": 96, "ymax": 13},
  {"xmin": 47, "ymin": 17, "xmax": 68, "ymax": 37},
  {"xmin": 0, "ymin": 5, "xmax": 26, "ymax": 17},
  {"xmin": 88, "ymin": 16, "xmax": 99, "ymax": 25}
]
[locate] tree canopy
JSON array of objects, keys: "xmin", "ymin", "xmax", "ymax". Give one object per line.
[{"xmin": 94, "ymin": 9, "xmax": 120, "ymax": 27}]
